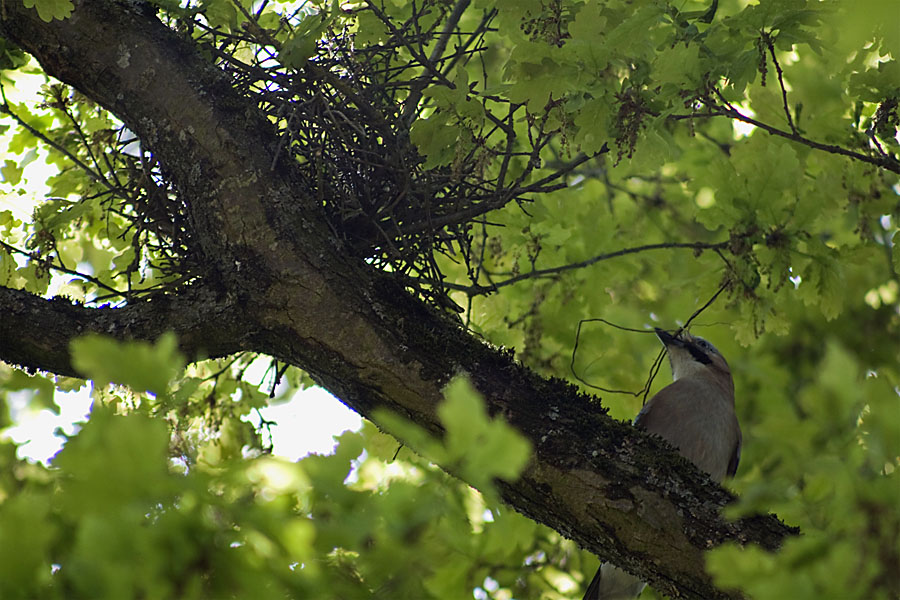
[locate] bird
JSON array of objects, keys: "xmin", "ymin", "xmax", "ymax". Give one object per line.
[{"xmin": 582, "ymin": 327, "xmax": 742, "ymax": 600}]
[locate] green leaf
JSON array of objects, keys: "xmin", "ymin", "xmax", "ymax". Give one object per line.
[
  {"xmin": 893, "ymin": 232, "xmax": 900, "ymax": 276},
  {"xmin": 574, "ymin": 96, "xmax": 611, "ymax": 155},
  {"xmin": 70, "ymin": 332, "xmax": 185, "ymax": 396},
  {"xmin": 423, "ymin": 554, "xmax": 471, "ymax": 598},
  {"xmin": 409, "ymin": 112, "xmax": 460, "ymax": 169},
  {"xmin": 653, "ymin": 44, "xmax": 701, "ymax": 87},
  {"xmin": 3, "ymin": 369, "xmax": 58, "ymax": 413},
  {"xmin": 18, "ymin": 262, "xmax": 51, "ymax": 296},
  {"xmin": 280, "ymin": 32, "xmax": 318, "ymax": 68},
  {"xmin": 0, "ymin": 492, "xmax": 55, "ymax": 598},
  {"xmin": 279, "ymin": 2, "xmax": 338, "ymax": 68},
  {"xmin": 373, "ymin": 376, "xmax": 531, "ymax": 492},
  {"xmin": 505, "ymin": 57, "xmax": 575, "ymax": 113},
  {"xmin": 22, "ymin": 0, "xmax": 73, "ymax": 22},
  {"xmin": 52, "ymin": 409, "xmax": 173, "ymax": 513},
  {"xmin": 439, "ymin": 376, "xmax": 532, "ymax": 488},
  {"xmin": 0, "ymin": 160, "xmax": 23, "ymax": 185},
  {"xmin": 796, "ymin": 244, "xmax": 844, "ymax": 320},
  {"xmin": 354, "ymin": 10, "xmax": 389, "ymax": 46},
  {"xmin": 0, "ymin": 38, "xmax": 28, "ymax": 71},
  {"xmin": 200, "ymin": 0, "xmax": 238, "ymax": 30}
]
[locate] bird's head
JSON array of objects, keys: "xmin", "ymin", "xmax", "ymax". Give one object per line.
[{"xmin": 655, "ymin": 327, "xmax": 732, "ymax": 391}]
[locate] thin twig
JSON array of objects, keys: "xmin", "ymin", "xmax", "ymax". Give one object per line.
[
  {"xmin": 449, "ymin": 240, "xmax": 731, "ymax": 295},
  {"xmin": 439, "ymin": 9, "xmax": 497, "ymax": 77},
  {"xmin": 707, "ymin": 89, "xmax": 900, "ymax": 174},
  {"xmin": 0, "ymin": 83, "xmax": 113, "ymax": 188},
  {"xmin": 570, "ymin": 281, "xmax": 730, "ymax": 400},
  {"xmin": 401, "ymin": 0, "xmax": 472, "ymax": 124},
  {"xmin": 0, "ymin": 239, "xmax": 125, "ymax": 297},
  {"xmin": 570, "ymin": 318, "xmax": 660, "ymax": 394},
  {"xmin": 764, "ymin": 33, "xmax": 798, "ymax": 135},
  {"xmin": 59, "ymin": 98, "xmax": 116, "ymax": 190},
  {"xmin": 682, "ymin": 280, "xmax": 729, "ymax": 332}
]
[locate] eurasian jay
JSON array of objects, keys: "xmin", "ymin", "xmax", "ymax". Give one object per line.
[{"xmin": 582, "ymin": 327, "xmax": 742, "ymax": 600}]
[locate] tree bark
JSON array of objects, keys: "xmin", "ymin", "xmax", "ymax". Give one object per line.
[{"xmin": 0, "ymin": 2, "xmax": 796, "ymax": 598}]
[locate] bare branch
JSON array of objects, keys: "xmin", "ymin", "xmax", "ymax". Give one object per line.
[
  {"xmin": 0, "ymin": 239, "xmax": 125, "ymax": 297},
  {"xmin": 443, "ymin": 240, "xmax": 730, "ymax": 296},
  {"xmin": 401, "ymin": 0, "xmax": 472, "ymax": 125},
  {"xmin": 0, "ymin": 84, "xmax": 113, "ymax": 189},
  {"xmin": 706, "ymin": 89, "xmax": 900, "ymax": 174},
  {"xmin": 763, "ymin": 33, "xmax": 798, "ymax": 135}
]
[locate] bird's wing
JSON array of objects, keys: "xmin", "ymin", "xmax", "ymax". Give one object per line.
[
  {"xmin": 633, "ymin": 380, "xmax": 695, "ymax": 434},
  {"xmin": 727, "ymin": 429, "xmax": 742, "ymax": 477},
  {"xmin": 633, "ymin": 379, "xmax": 739, "ymax": 481}
]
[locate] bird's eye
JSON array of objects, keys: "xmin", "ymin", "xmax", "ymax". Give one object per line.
[{"xmin": 696, "ymin": 339, "xmax": 715, "ymax": 353}]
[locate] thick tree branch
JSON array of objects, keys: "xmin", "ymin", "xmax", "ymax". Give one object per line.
[
  {"xmin": 0, "ymin": 285, "xmax": 245, "ymax": 377},
  {"xmin": 0, "ymin": 3, "xmax": 797, "ymax": 598}
]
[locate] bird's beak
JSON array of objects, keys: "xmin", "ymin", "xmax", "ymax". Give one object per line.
[
  {"xmin": 654, "ymin": 327, "xmax": 684, "ymax": 348},
  {"xmin": 656, "ymin": 327, "xmax": 713, "ymax": 366}
]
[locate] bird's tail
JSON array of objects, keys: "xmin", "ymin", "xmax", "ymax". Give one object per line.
[{"xmin": 582, "ymin": 563, "xmax": 646, "ymax": 600}]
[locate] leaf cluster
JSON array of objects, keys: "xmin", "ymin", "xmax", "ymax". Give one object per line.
[{"xmin": 1, "ymin": 339, "xmax": 545, "ymax": 600}]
